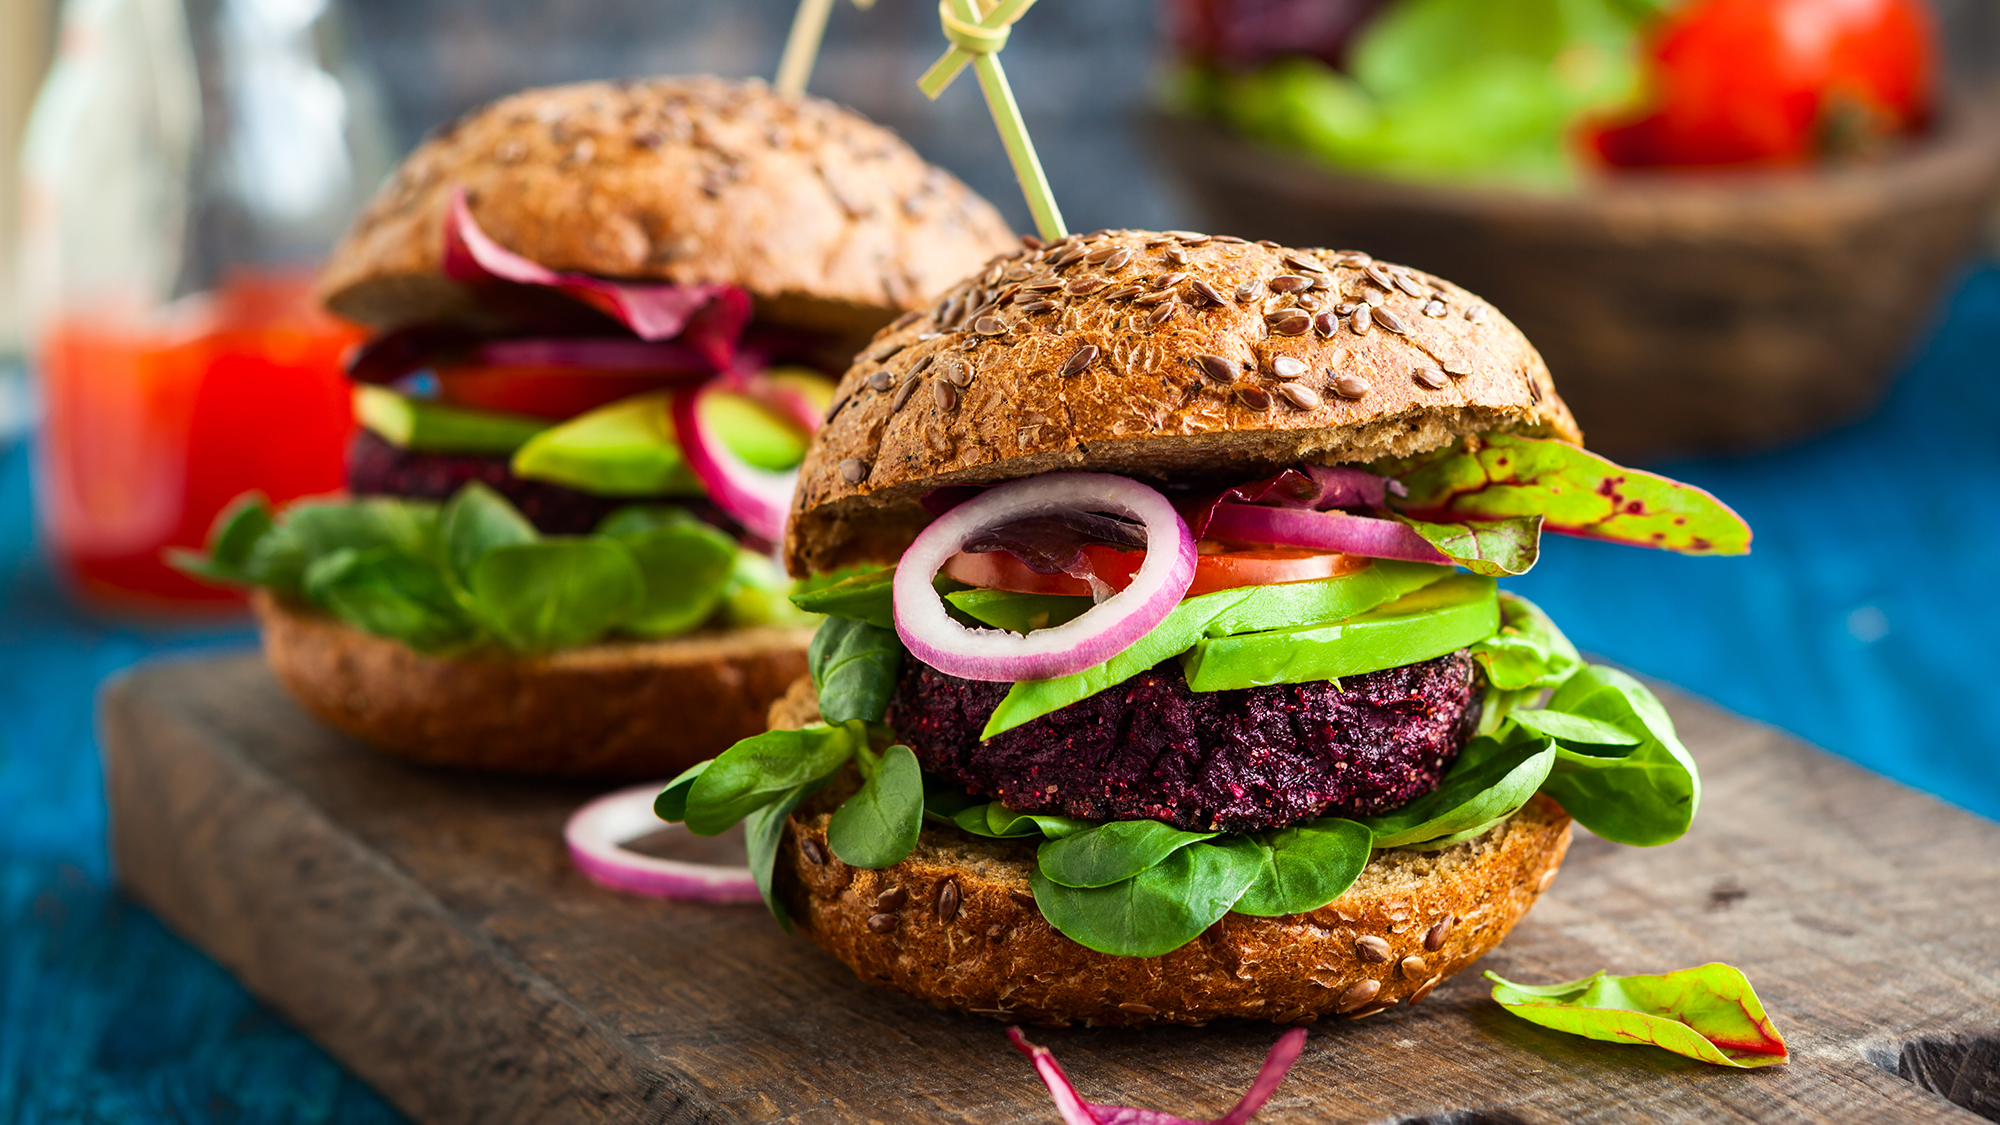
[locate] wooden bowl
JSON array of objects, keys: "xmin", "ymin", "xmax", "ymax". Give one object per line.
[{"xmin": 1147, "ymin": 97, "xmax": 2000, "ymax": 460}]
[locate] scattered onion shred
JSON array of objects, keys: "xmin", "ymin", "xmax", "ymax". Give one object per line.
[
  {"xmin": 1008, "ymin": 1026, "xmax": 1308, "ymax": 1125},
  {"xmin": 670, "ymin": 380, "xmax": 800, "ymax": 544},
  {"xmin": 894, "ymin": 473, "xmax": 1197, "ymax": 682},
  {"xmin": 564, "ymin": 783, "xmax": 759, "ymax": 903}
]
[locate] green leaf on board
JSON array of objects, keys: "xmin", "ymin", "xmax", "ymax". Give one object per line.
[{"xmin": 1487, "ymin": 963, "xmax": 1789, "ymax": 1068}]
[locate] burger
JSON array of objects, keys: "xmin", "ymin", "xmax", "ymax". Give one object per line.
[
  {"xmin": 174, "ymin": 77, "xmax": 1016, "ymax": 776},
  {"xmin": 660, "ymin": 228, "xmax": 1750, "ymax": 1026}
]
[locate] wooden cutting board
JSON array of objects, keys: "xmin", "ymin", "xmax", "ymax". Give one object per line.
[{"xmin": 101, "ymin": 655, "xmax": 2000, "ymax": 1125}]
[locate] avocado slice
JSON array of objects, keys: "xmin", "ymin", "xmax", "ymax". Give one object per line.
[
  {"xmin": 509, "ymin": 389, "xmax": 810, "ymax": 498},
  {"xmin": 353, "ymin": 385, "xmax": 549, "ymax": 454},
  {"xmin": 1182, "ymin": 574, "xmax": 1501, "ymax": 692}
]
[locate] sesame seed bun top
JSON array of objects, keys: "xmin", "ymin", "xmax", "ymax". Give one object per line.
[
  {"xmin": 783, "ymin": 229, "xmax": 1581, "ymax": 576},
  {"xmin": 316, "ymin": 76, "xmax": 1018, "ymax": 343}
]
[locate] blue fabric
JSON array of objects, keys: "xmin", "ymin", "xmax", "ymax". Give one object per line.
[
  {"xmin": 1507, "ymin": 264, "xmax": 2000, "ymax": 823},
  {"xmin": 0, "ymin": 443, "xmax": 405, "ymax": 1123},
  {"xmin": 1, "ymin": 267, "xmax": 1995, "ymax": 1122}
]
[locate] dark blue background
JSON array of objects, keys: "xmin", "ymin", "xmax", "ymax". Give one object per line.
[{"xmin": 4, "ymin": 268, "xmax": 1998, "ymax": 1121}]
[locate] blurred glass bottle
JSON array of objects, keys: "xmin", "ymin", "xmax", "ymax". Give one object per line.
[{"xmin": 18, "ymin": 0, "xmax": 389, "ymax": 613}]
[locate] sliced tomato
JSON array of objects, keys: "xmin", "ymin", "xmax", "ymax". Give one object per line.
[
  {"xmin": 434, "ymin": 363, "xmax": 685, "ymax": 421},
  {"xmin": 943, "ymin": 544, "xmax": 1368, "ymax": 598}
]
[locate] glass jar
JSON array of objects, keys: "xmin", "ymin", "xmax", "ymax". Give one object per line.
[{"xmin": 18, "ymin": 0, "xmax": 388, "ymax": 613}]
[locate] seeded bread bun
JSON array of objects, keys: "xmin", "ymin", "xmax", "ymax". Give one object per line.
[
  {"xmin": 764, "ymin": 677, "xmax": 1572, "ymax": 1027},
  {"xmin": 785, "ymin": 231, "xmax": 1582, "ymax": 574},
  {"xmin": 317, "ymin": 76, "xmax": 1017, "ymax": 341},
  {"xmin": 254, "ymin": 592, "xmax": 812, "ymax": 778}
]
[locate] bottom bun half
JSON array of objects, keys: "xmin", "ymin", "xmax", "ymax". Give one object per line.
[
  {"xmin": 766, "ymin": 679, "xmax": 1573, "ymax": 1028},
  {"xmin": 254, "ymin": 592, "xmax": 812, "ymax": 778}
]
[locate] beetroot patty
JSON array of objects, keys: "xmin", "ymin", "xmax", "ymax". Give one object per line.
[
  {"xmin": 887, "ymin": 651, "xmax": 1482, "ymax": 832},
  {"xmin": 345, "ymin": 430, "xmax": 752, "ymax": 543}
]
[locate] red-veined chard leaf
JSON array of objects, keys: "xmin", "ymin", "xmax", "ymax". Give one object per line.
[
  {"xmin": 1487, "ymin": 963, "xmax": 1788, "ymax": 1068},
  {"xmin": 1008, "ymin": 1026, "xmax": 1308, "ymax": 1125},
  {"xmin": 1379, "ymin": 433, "xmax": 1750, "ymax": 555},
  {"xmin": 1393, "ymin": 512, "xmax": 1542, "ymax": 576}
]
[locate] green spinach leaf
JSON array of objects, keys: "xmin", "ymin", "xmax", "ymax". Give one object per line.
[
  {"xmin": 654, "ymin": 760, "xmax": 711, "ymax": 823},
  {"xmin": 1030, "ymin": 835, "xmax": 1266, "ymax": 957},
  {"xmin": 945, "ymin": 587, "xmax": 1094, "ymax": 634},
  {"xmin": 1380, "ymin": 433, "xmax": 1751, "ymax": 555},
  {"xmin": 746, "ymin": 781, "xmax": 827, "ymax": 931},
  {"xmin": 465, "ymin": 539, "xmax": 645, "ymax": 651},
  {"xmin": 1472, "ymin": 592, "xmax": 1583, "ymax": 692},
  {"xmin": 1233, "ymin": 818, "xmax": 1373, "ymax": 916},
  {"xmin": 168, "ymin": 493, "xmax": 277, "ymax": 584},
  {"xmin": 1360, "ymin": 731, "xmax": 1556, "ymax": 848},
  {"xmin": 789, "ymin": 567, "xmax": 897, "ymax": 628},
  {"xmin": 682, "ymin": 724, "xmax": 855, "ymax": 836},
  {"xmin": 612, "ymin": 519, "xmax": 738, "ymax": 637},
  {"xmin": 1510, "ymin": 709, "xmax": 1641, "ymax": 747},
  {"xmin": 1487, "ymin": 964, "xmax": 1789, "ymax": 1068},
  {"xmin": 1035, "ymin": 819, "xmax": 1218, "ymax": 889},
  {"xmin": 303, "ymin": 547, "xmax": 479, "ymax": 652},
  {"xmin": 948, "ymin": 802, "xmax": 1090, "ymax": 840},
  {"xmin": 808, "ymin": 616, "xmax": 905, "ymax": 724},
  {"xmin": 286, "ymin": 497, "xmax": 438, "ymax": 562},
  {"xmin": 1540, "ymin": 665, "xmax": 1700, "ymax": 846},
  {"xmin": 439, "ymin": 481, "xmax": 538, "ymax": 584},
  {"xmin": 826, "ymin": 744, "xmax": 926, "ymax": 868}
]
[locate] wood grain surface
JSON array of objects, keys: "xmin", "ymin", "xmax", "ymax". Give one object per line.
[{"xmin": 101, "ymin": 655, "xmax": 2000, "ymax": 1125}]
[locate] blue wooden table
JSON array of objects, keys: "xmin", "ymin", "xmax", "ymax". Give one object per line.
[{"xmin": 3, "ymin": 266, "xmax": 1997, "ymax": 1123}]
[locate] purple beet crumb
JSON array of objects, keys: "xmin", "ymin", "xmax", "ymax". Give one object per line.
[
  {"xmin": 344, "ymin": 430, "xmax": 755, "ymax": 544},
  {"xmin": 887, "ymin": 651, "xmax": 1483, "ymax": 833}
]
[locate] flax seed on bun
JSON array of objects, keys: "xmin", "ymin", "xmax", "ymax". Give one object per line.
[
  {"xmin": 785, "ymin": 231, "xmax": 1581, "ymax": 574},
  {"xmin": 765, "ymin": 677, "xmax": 1573, "ymax": 1028},
  {"xmin": 317, "ymin": 76, "xmax": 1017, "ymax": 342}
]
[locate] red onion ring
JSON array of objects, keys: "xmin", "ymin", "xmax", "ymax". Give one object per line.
[
  {"xmin": 1206, "ymin": 503, "xmax": 1451, "ymax": 564},
  {"xmin": 564, "ymin": 783, "xmax": 759, "ymax": 903},
  {"xmin": 894, "ymin": 473, "xmax": 1197, "ymax": 682},
  {"xmin": 670, "ymin": 380, "xmax": 798, "ymax": 544}
]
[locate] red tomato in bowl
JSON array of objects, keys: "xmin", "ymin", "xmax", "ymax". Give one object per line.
[
  {"xmin": 1589, "ymin": 0, "xmax": 1935, "ymax": 168},
  {"xmin": 434, "ymin": 363, "xmax": 682, "ymax": 420},
  {"xmin": 943, "ymin": 544, "xmax": 1370, "ymax": 598}
]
